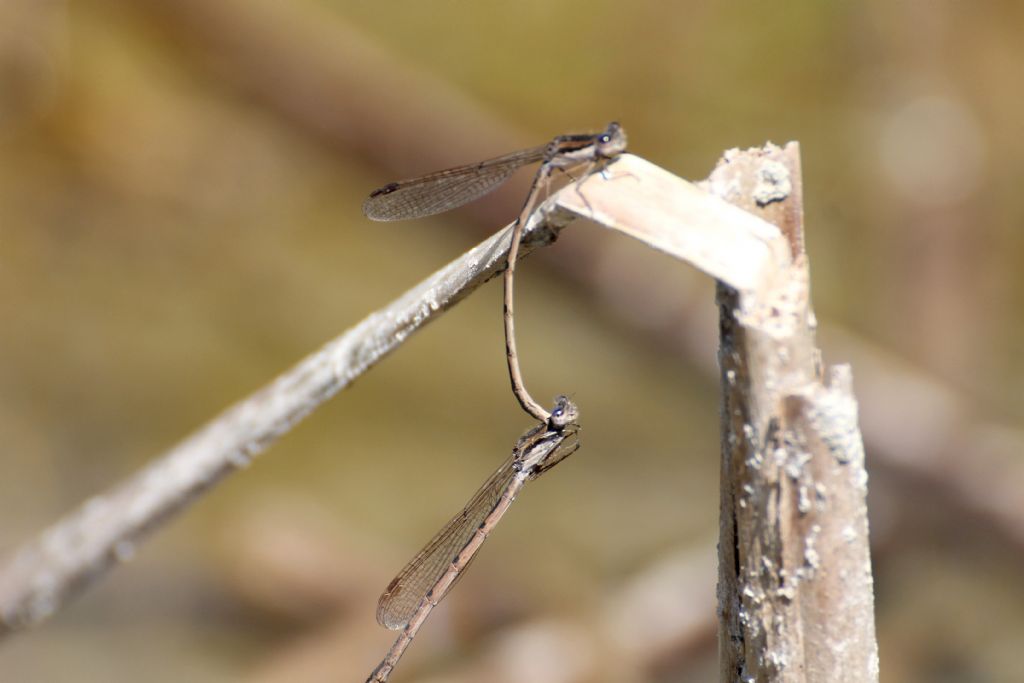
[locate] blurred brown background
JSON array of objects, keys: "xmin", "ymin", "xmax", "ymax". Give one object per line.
[{"xmin": 2, "ymin": 1, "xmax": 1023, "ymax": 681}]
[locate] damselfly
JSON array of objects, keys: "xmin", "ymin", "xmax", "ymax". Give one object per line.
[
  {"xmin": 365, "ymin": 396, "xmax": 581, "ymax": 683},
  {"xmin": 363, "ymin": 123, "xmax": 626, "ymax": 425}
]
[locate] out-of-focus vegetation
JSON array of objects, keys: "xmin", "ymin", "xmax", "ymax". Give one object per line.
[{"xmin": 2, "ymin": 1, "xmax": 1023, "ymax": 681}]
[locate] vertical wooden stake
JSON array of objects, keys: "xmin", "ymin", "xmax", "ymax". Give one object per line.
[{"xmin": 710, "ymin": 143, "xmax": 879, "ymax": 682}]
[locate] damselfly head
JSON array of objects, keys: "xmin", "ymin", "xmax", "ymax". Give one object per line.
[
  {"xmin": 548, "ymin": 395, "xmax": 579, "ymax": 429},
  {"xmin": 596, "ymin": 121, "xmax": 627, "ymax": 159}
]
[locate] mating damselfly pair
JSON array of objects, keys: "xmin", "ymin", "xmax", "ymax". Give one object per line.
[{"xmin": 362, "ymin": 123, "xmax": 627, "ymax": 682}]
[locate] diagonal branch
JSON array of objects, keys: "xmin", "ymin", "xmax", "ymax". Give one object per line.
[
  {"xmin": 4, "ymin": 152, "xmax": 742, "ymax": 637},
  {"xmin": 0, "ymin": 174, "xmax": 585, "ymax": 637}
]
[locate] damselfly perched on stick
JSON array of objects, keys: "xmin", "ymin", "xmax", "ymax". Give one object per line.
[{"xmin": 363, "ymin": 123, "xmax": 626, "ymax": 424}]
